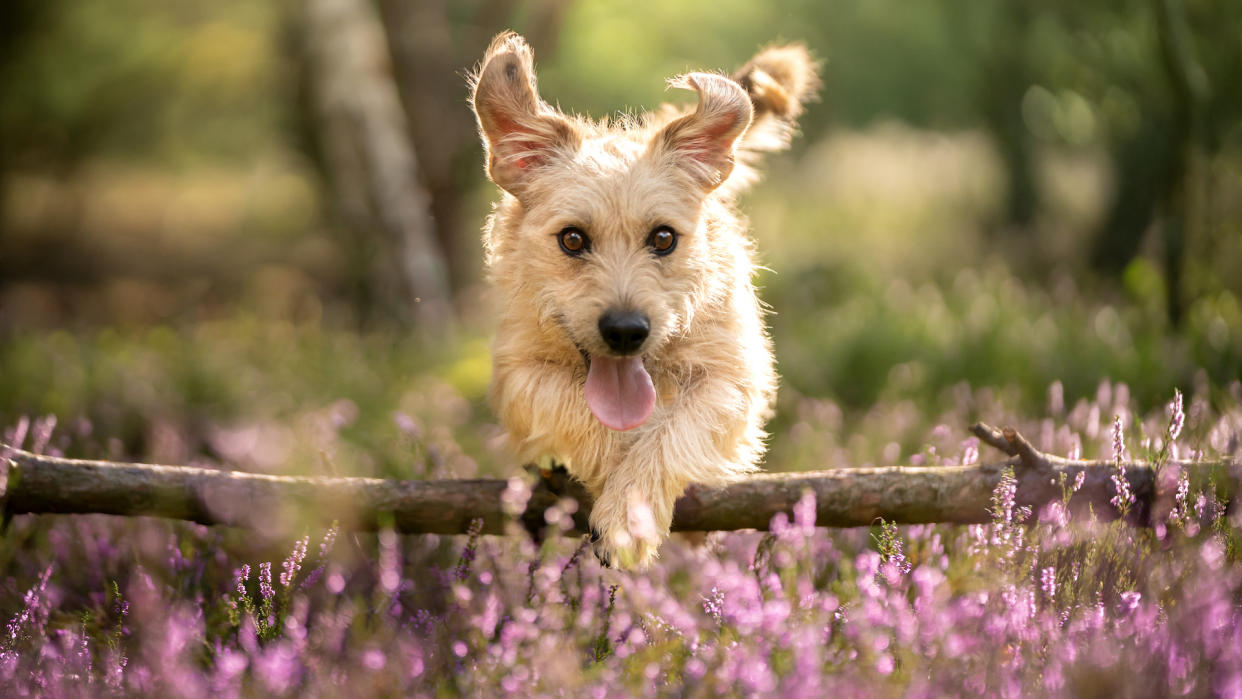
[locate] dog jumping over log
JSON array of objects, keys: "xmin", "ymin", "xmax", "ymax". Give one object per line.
[{"xmin": 470, "ymin": 31, "xmax": 818, "ymax": 567}]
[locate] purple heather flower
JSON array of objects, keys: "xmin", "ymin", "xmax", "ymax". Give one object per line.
[
  {"xmin": 500, "ymin": 477, "xmax": 532, "ymax": 517},
  {"xmin": 962, "ymin": 438, "xmax": 979, "ymax": 466},
  {"xmin": 319, "ymin": 523, "xmax": 339, "ymax": 559},
  {"xmin": 968, "ymin": 523, "xmax": 988, "ymax": 553},
  {"xmin": 113, "ymin": 589, "xmax": 130, "ymax": 636},
  {"xmin": 3, "ymin": 415, "xmax": 30, "ymax": 454},
  {"xmin": 234, "ymin": 565, "xmax": 250, "ymax": 598},
  {"xmin": 29, "ymin": 415, "xmax": 57, "ymax": 455},
  {"xmin": 393, "ymin": 411, "xmax": 421, "ymax": 438},
  {"xmin": 363, "ymin": 647, "xmax": 385, "ymax": 670},
  {"xmin": 993, "ymin": 468, "xmax": 1018, "ymax": 525},
  {"xmin": 1040, "ymin": 567, "xmax": 1057, "ymax": 599},
  {"xmin": 76, "ymin": 624, "xmax": 91, "ymax": 674},
  {"xmin": 253, "ymin": 641, "xmax": 302, "ymax": 695},
  {"xmin": 1110, "ymin": 416, "xmax": 1135, "ymax": 515},
  {"xmin": 1168, "ymin": 469, "xmax": 1191, "ymax": 526},
  {"xmin": 5, "ymin": 566, "xmax": 52, "ymax": 647},
  {"xmin": 298, "ymin": 524, "xmax": 341, "ymax": 592},
  {"xmin": 793, "ymin": 490, "xmax": 817, "ymax": 532},
  {"xmin": 1048, "ymin": 381, "xmax": 1065, "ymax": 415},
  {"xmin": 1041, "ymin": 502, "xmax": 1070, "ymax": 531},
  {"xmin": 877, "ymin": 521, "xmax": 911, "ymax": 577},
  {"xmin": 378, "ymin": 528, "xmax": 400, "ymax": 594},
  {"xmin": 258, "ymin": 562, "xmax": 274, "ymax": 601},
  {"xmin": 1201, "ymin": 539, "xmax": 1225, "ymax": 571},
  {"xmin": 212, "ymin": 648, "xmax": 248, "ymax": 692},
  {"xmin": 1112, "ymin": 414, "xmax": 1127, "ymax": 462},
  {"xmin": 280, "ymin": 536, "xmax": 309, "ymax": 588},
  {"xmin": 702, "ymin": 587, "xmax": 725, "ymax": 623},
  {"xmin": 1110, "ymin": 463, "xmax": 1136, "ymax": 516},
  {"xmin": 1168, "ymin": 388, "xmax": 1185, "ymax": 442},
  {"xmin": 1175, "ymin": 470, "xmax": 1190, "ymax": 507}
]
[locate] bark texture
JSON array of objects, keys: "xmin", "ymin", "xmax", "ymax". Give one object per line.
[
  {"xmin": 302, "ymin": 0, "xmax": 452, "ymax": 328},
  {"xmin": 2, "ymin": 424, "xmax": 1237, "ymax": 536}
]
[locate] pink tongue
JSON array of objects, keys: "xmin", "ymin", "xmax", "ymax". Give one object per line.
[{"xmin": 584, "ymin": 356, "xmax": 656, "ymax": 431}]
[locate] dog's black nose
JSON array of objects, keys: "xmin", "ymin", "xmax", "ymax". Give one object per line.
[{"xmin": 598, "ymin": 310, "xmax": 650, "ymax": 354}]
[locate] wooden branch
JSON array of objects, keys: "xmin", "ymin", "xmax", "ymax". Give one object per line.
[{"xmin": 1, "ymin": 424, "xmax": 1237, "ymax": 536}]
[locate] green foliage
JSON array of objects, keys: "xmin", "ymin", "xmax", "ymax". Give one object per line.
[
  {"xmin": 0, "ymin": 0, "xmax": 293, "ymax": 169},
  {"xmin": 0, "ymin": 317, "xmax": 502, "ymax": 479}
]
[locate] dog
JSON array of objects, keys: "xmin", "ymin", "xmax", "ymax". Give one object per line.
[{"xmin": 470, "ymin": 32, "xmax": 817, "ymax": 568}]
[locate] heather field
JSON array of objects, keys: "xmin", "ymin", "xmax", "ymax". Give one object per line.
[{"xmin": 3, "ymin": 365, "xmax": 1242, "ymax": 695}]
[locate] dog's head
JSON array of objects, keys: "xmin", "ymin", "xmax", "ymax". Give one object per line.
[{"xmin": 471, "ymin": 32, "xmax": 808, "ymax": 431}]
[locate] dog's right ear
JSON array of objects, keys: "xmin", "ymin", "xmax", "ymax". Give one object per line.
[{"xmin": 471, "ymin": 32, "xmax": 580, "ymax": 200}]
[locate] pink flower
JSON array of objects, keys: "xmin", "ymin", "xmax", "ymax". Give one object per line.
[
  {"xmin": 259, "ymin": 562, "xmax": 274, "ymax": 601},
  {"xmin": 1168, "ymin": 389, "xmax": 1185, "ymax": 442}
]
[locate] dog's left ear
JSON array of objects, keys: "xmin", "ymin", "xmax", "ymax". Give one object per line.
[
  {"xmin": 471, "ymin": 32, "xmax": 580, "ymax": 200},
  {"xmin": 653, "ymin": 73, "xmax": 754, "ymax": 192}
]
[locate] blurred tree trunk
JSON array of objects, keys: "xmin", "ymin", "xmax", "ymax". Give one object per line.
[
  {"xmin": 980, "ymin": 0, "xmax": 1037, "ymax": 231},
  {"xmin": 302, "ymin": 0, "xmax": 452, "ymax": 329},
  {"xmin": 1090, "ymin": 0, "xmax": 1207, "ymax": 327},
  {"xmin": 0, "ymin": 0, "xmax": 51, "ymax": 295},
  {"xmin": 1152, "ymin": 0, "xmax": 1208, "ymax": 327},
  {"xmin": 375, "ymin": 0, "xmax": 475, "ymax": 294},
  {"xmin": 1088, "ymin": 120, "xmax": 1172, "ymax": 275},
  {"xmin": 376, "ymin": 0, "xmax": 571, "ymax": 291}
]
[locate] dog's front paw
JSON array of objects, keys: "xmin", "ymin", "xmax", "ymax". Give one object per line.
[
  {"xmin": 588, "ymin": 502, "xmax": 663, "ymax": 570},
  {"xmin": 589, "ymin": 526, "xmax": 658, "ymax": 570}
]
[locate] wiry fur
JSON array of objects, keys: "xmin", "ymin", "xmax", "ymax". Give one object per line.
[{"xmin": 470, "ymin": 32, "xmax": 818, "ymax": 568}]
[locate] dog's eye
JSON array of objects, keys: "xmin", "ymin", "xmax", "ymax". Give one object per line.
[
  {"xmin": 558, "ymin": 227, "xmax": 589, "ymax": 256},
  {"xmin": 647, "ymin": 226, "xmax": 677, "ymax": 256}
]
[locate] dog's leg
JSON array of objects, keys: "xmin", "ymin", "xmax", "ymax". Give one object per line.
[
  {"xmin": 588, "ymin": 376, "xmax": 768, "ymax": 568},
  {"xmin": 587, "ymin": 463, "xmax": 687, "ymax": 569}
]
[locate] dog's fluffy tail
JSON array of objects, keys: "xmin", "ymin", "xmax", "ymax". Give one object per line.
[{"xmin": 732, "ymin": 44, "xmax": 820, "ymax": 155}]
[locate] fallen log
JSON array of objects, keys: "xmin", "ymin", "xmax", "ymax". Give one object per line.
[{"xmin": 1, "ymin": 423, "xmax": 1237, "ymax": 536}]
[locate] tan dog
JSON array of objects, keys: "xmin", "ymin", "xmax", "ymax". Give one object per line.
[{"xmin": 470, "ymin": 32, "xmax": 817, "ymax": 567}]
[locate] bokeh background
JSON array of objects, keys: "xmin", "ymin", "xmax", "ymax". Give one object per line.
[{"xmin": 2, "ymin": 0, "xmax": 1240, "ymax": 480}]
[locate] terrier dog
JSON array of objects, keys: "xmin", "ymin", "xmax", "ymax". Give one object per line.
[{"xmin": 470, "ymin": 32, "xmax": 817, "ymax": 567}]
